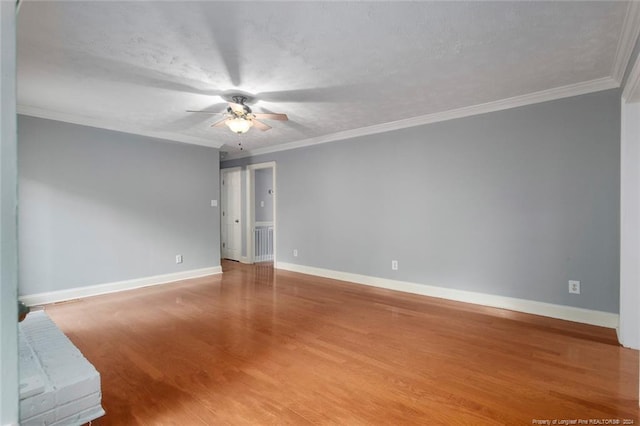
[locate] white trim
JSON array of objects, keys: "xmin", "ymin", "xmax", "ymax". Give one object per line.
[
  {"xmin": 612, "ymin": 0, "xmax": 640, "ymax": 83},
  {"xmin": 276, "ymin": 262, "xmax": 619, "ymax": 330},
  {"xmin": 247, "ymin": 162, "xmax": 277, "ymax": 170},
  {"xmin": 18, "ymin": 105, "xmax": 225, "ymax": 149},
  {"xmin": 272, "ymin": 164, "xmax": 278, "ymax": 265},
  {"xmin": 622, "ymin": 53, "xmax": 640, "ymax": 102},
  {"xmin": 225, "ymin": 77, "xmax": 619, "ymax": 160},
  {"xmin": 245, "ymin": 166, "xmax": 254, "ymax": 264},
  {"xmin": 19, "ymin": 266, "xmax": 222, "ymax": 306}
]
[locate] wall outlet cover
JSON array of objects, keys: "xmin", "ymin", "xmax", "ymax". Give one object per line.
[{"xmin": 568, "ymin": 280, "xmax": 580, "ymax": 294}]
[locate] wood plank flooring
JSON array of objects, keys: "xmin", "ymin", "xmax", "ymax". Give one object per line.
[{"xmin": 43, "ymin": 261, "xmax": 639, "ymax": 425}]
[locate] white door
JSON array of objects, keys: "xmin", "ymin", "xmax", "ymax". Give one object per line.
[{"xmin": 221, "ymin": 169, "xmax": 242, "ymax": 261}]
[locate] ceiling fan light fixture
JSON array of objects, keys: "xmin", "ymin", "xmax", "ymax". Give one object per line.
[{"xmin": 226, "ymin": 117, "xmax": 253, "ymax": 134}]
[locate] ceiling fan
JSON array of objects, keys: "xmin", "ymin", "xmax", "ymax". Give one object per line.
[{"xmin": 187, "ymin": 95, "xmax": 288, "ymax": 135}]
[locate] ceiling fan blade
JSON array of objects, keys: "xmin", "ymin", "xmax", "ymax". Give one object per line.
[
  {"xmin": 186, "ymin": 110, "xmax": 224, "ymax": 115},
  {"xmin": 253, "ymin": 113, "xmax": 288, "ymax": 121},
  {"xmin": 211, "ymin": 118, "xmax": 228, "ymax": 128},
  {"xmin": 252, "ymin": 119, "xmax": 272, "ymax": 131}
]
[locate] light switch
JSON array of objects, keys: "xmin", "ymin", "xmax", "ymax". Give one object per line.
[
  {"xmin": 260, "ymin": 201, "xmax": 265, "ymax": 207},
  {"xmin": 211, "ymin": 200, "xmax": 218, "ymax": 207}
]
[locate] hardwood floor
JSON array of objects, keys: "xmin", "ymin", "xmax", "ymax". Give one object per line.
[{"xmin": 43, "ymin": 261, "xmax": 638, "ymax": 425}]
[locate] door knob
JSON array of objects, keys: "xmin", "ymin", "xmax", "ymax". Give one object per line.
[{"xmin": 235, "ymin": 219, "xmax": 239, "ymax": 223}]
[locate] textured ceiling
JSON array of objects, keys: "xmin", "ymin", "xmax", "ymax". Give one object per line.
[{"xmin": 17, "ymin": 1, "xmax": 631, "ymax": 155}]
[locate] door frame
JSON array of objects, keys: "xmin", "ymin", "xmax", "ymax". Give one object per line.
[
  {"xmin": 244, "ymin": 162, "xmax": 277, "ymax": 265},
  {"xmin": 220, "ymin": 166, "xmax": 242, "ymax": 261}
]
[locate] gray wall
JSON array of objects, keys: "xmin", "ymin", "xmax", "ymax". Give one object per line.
[
  {"xmin": 19, "ymin": 116, "xmax": 221, "ymax": 296},
  {"xmin": 1, "ymin": 1, "xmax": 19, "ymax": 423},
  {"xmin": 255, "ymin": 167, "xmax": 274, "ymax": 223},
  {"xmin": 223, "ymin": 89, "xmax": 621, "ymax": 313}
]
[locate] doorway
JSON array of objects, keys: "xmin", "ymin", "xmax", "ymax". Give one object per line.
[
  {"xmin": 220, "ymin": 162, "xmax": 277, "ymax": 265},
  {"xmin": 248, "ymin": 163, "xmax": 276, "ymax": 264},
  {"xmin": 220, "ymin": 167, "xmax": 242, "ymax": 261}
]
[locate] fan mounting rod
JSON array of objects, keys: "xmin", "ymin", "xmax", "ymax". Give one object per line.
[{"xmin": 231, "ymin": 95, "xmax": 248, "ymax": 105}]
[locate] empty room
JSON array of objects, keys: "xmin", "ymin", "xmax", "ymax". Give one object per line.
[{"xmin": 2, "ymin": 1, "xmax": 640, "ymax": 425}]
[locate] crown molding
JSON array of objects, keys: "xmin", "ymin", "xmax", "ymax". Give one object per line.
[
  {"xmin": 17, "ymin": 105, "xmax": 225, "ymax": 149},
  {"xmin": 622, "ymin": 47, "xmax": 640, "ymax": 102},
  {"xmin": 225, "ymin": 76, "xmax": 619, "ymax": 161},
  {"xmin": 612, "ymin": 0, "xmax": 640, "ymax": 84}
]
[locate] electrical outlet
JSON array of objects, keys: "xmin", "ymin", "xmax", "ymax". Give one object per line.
[
  {"xmin": 176, "ymin": 254, "xmax": 183, "ymax": 264},
  {"xmin": 391, "ymin": 260, "xmax": 398, "ymax": 270},
  {"xmin": 568, "ymin": 280, "xmax": 580, "ymax": 294},
  {"xmin": 293, "ymin": 249, "xmax": 298, "ymax": 257}
]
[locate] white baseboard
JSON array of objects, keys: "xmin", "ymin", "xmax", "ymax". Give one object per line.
[
  {"xmin": 276, "ymin": 262, "xmax": 619, "ymax": 330},
  {"xmin": 616, "ymin": 323, "xmax": 640, "ymax": 349},
  {"xmin": 20, "ymin": 266, "xmax": 223, "ymax": 307}
]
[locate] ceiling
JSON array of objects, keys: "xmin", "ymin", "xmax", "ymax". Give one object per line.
[{"xmin": 16, "ymin": 1, "xmax": 637, "ymax": 158}]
